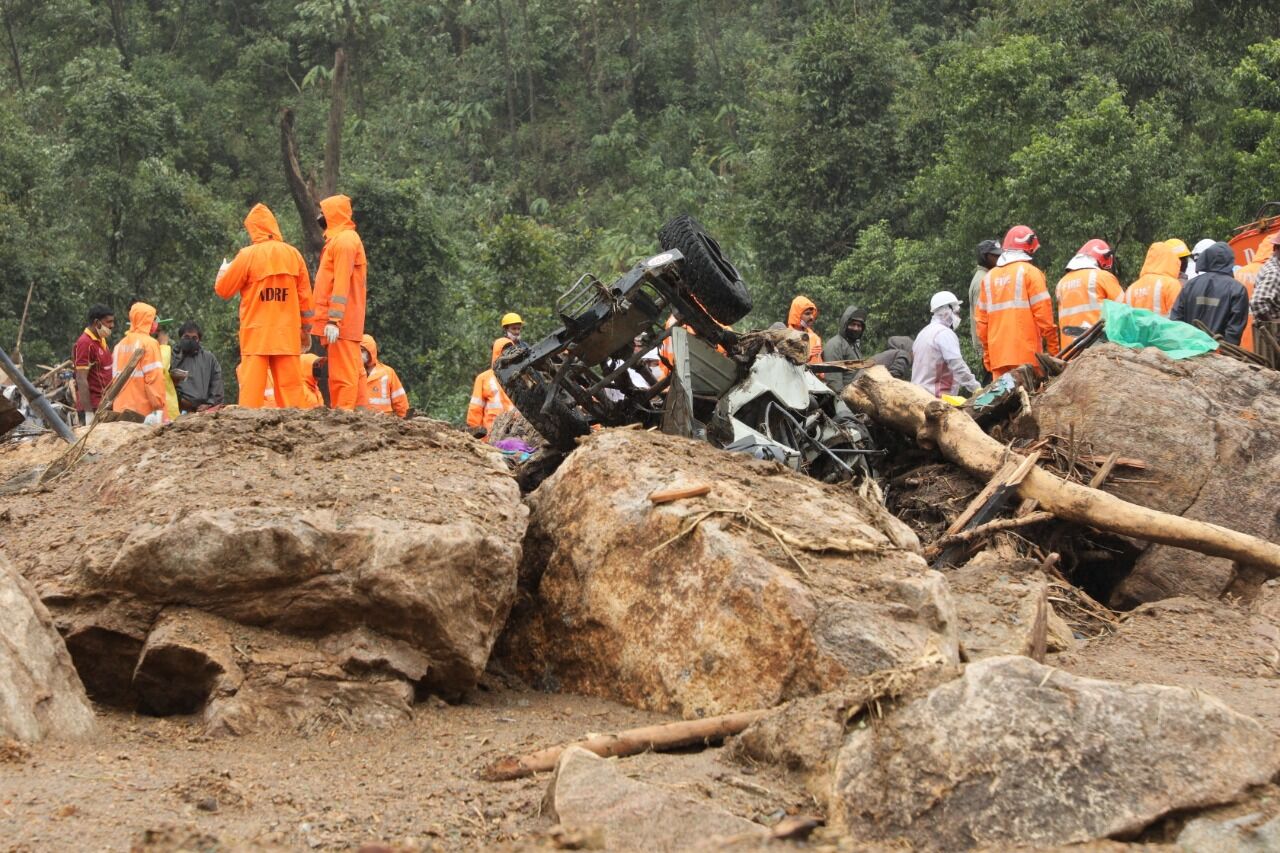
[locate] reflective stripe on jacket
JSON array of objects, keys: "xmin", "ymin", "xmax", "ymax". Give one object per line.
[{"xmin": 466, "ymin": 369, "xmax": 511, "ymax": 431}]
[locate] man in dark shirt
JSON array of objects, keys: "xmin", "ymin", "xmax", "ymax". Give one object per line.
[
  {"xmin": 171, "ymin": 321, "xmax": 224, "ymax": 412},
  {"xmin": 72, "ymin": 304, "xmax": 114, "ymax": 425},
  {"xmin": 1170, "ymin": 242, "xmax": 1249, "ymax": 345}
]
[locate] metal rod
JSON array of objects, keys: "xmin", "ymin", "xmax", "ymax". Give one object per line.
[{"xmin": 0, "ymin": 347, "xmax": 77, "ymax": 444}]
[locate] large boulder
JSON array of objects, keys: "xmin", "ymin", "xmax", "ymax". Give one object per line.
[
  {"xmin": 1031, "ymin": 344, "xmax": 1280, "ymax": 607},
  {"xmin": 0, "ymin": 555, "xmax": 95, "ymax": 742},
  {"xmin": 0, "ymin": 408, "xmax": 527, "ymax": 733},
  {"xmin": 500, "ymin": 429, "xmax": 959, "ymax": 718},
  {"xmin": 831, "ymin": 655, "xmax": 1280, "ymax": 850},
  {"xmin": 949, "ymin": 545, "xmax": 1075, "ymax": 660}
]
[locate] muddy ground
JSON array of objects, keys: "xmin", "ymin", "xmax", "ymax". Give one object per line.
[{"xmin": 5, "ymin": 587, "xmax": 1278, "ymax": 853}]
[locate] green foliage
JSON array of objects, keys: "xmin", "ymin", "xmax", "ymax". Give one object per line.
[{"xmin": 0, "ymin": 0, "xmax": 1277, "ymax": 420}]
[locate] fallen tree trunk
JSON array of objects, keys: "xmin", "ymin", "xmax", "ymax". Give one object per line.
[
  {"xmin": 481, "ymin": 709, "xmax": 767, "ymax": 781},
  {"xmin": 844, "ymin": 366, "xmax": 1280, "ymax": 578}
]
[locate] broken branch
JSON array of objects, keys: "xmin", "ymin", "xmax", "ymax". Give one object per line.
[
  {"xmin": 925, "ymin": 512, "xmax": 1055, "ymax": 558},
  {"xmin": 844, "ymin": 366, "xmax": 1280, "ymax": 577},
  {"xmin": 481, "ymin": 709, "xmax": 767, "ymax": 781}
]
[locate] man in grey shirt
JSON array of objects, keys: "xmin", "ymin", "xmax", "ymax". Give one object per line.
[
  {"xmin": 171, "ymin": 321, "xmax": 225, "ymax": 412},
  {"xmin": 969, "ymin": 239, "xmax": 1000, "ymax": 378}
]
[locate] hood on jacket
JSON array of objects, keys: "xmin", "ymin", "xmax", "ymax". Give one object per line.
[
  {"xmin": 244, "ymin": 203, "xmax": 283, "ymax": 244},
  {"xmin": 361, "ymin": 333, "xmax": 379, "ymax": 366},
  {"xmin": 1198, "ymin": 242, "xmax": 1235, "ymax": 275},
  {"xmin": 492, "ymin": 337, "xmax": 514, "ymax": 367},
  {"xmin": 885, "ymin": 335, "xmax": 914, "ymax": 353},
  {"xmin": 787, "ymin": 296, "xmax": 817, "ymax": 330},
  {"xmin": 1138, "ymin": 241, "xmax": 1181, "ymax": 279},
  {"xmin": 300, "ymin": 352, "xmax": 320, "ymax": 378},
  {"xmin": 320, "ymin": 194, "xmax": 355, "ymax": 239},
  {"xmin": 837, "ymin": 305, "xmax": 867, "ymax": 343},
  {"xmin": 128, "ymin": 302, "xmax": 157, "ymax": 335}
]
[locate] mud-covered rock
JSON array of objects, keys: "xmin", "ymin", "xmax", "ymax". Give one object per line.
[
  {"xmin": 831, "ymin": 655, "xmax": 1280, "ymax": 850},
  {"xmin": 501, "ymin": 429, "xmax": 959, "ymax": 718},
  {"xmin": 0, "ymin": 421, "xmax": 152, "ymax": 493},
  {"xmin": 1031, "ymin": 344, "xmax": 1280, "ymax": 607},
  {"xmin": 950, "ymin": 546, "xmax": 1074, "ymax": 660},
  {"xmin": 0, "ymin": 556, "xmax": 95, "ymax": 742},
  {"xmin": 0, "ymin": 408, "xmax": 527, "ymax": 733},
  {"xmin": 546, "ymin": 746, "xmax": 764, "ymax": 850}
]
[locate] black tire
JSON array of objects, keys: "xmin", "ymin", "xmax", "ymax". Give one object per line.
[
  {"xmin": 659, "ymin": 214, "xmax": 752, "ymax": 324},
  {"xmin": 500, "ymin": 370, "xmax": 591, "ymax": 453}
]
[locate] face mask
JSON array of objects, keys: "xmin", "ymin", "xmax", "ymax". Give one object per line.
[
  {"xmin": 951, "ymin": 308, "xmax": 962, "ymax": 329},
  {"xmin": 180, "ymin": 338, "xmax": 200, "ymax": 354},
  {"xmin": 362, "ymin": 351, "xmax": 371, "ymax": 366}
]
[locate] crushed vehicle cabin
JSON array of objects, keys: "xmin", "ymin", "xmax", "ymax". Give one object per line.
[{"xmin": 495, "ymin": 215, "xmax": 879, "ymax": 483}]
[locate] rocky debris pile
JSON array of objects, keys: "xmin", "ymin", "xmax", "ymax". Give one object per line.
[
  {"xmin": 0, "ymin": 555, "xmax": 95, "ymax": 742},
  {"xmin": 0, "ymin": 421, "xmax": 152, "ymax": 493},
  {"xmin": 947, "ymin": 544, "xmax": 1075, "ymax": 660},
  {"xmin": 499, "ymin": 428, "xmax": 959, "ymax": 718},
  {"xmin": 0, "ymin": 407, "xmax": 527, "ymax": 734},
  {"xmin": 1029, "ymin": 343, "xmax": 1280, "ymax": 607},
  {"xmin": 829, "ymin": 656, "xmax": 1280, "ymax": 849}
]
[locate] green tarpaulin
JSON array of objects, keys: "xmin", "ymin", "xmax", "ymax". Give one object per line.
[{"xmin": 1101, "ymin": 300, "xmax": 1219, "ymax": 360}]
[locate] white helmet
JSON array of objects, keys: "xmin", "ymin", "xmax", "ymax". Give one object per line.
[{"xmin": 930, "ymin": 290, "xmax": 961, "ymax": 313}]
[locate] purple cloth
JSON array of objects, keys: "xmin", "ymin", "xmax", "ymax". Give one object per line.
[{"xmin": 493, "ymin": 438, "xmax": 536, "ymax": 454}]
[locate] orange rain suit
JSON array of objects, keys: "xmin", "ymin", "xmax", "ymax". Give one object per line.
[
  {"xmin": 786, "ymin": 296, "xmax": 823, "ymax": 363},
  {"xmin": 1124, "ymin": 242, "xmax": 1182, "ymax": 317},
  {"xmin": 467, "ymin": 338, "xmax": 513, "ymax": 433},
  {"xmin": 111, "ymin": 303, "xmax": 168, "ymax": 420},
  {"xmin": 298, "ymin": 353, "xmax": 323, "ymax": 409},
  {"xmin": 1233, "ymin": 236, "xmax": 1274, "ymax": 352},
  {"xmin": 975, "ymin": 255, "xmax": 1060, "ymax": 377},
  {"xmin": 215, "ymin": 203, "xmax": 313, "ymax": 408},
  {"xmin": 1055, "ymin": 266, "xmax": 1123, "ymax": 347},
  {"xmin": 310, "ymin": 195, "xmax": 368, "ymax": 410},
  {"xmin": 360, "ymin": 335, "xmax": 408, "ymax": 417}
]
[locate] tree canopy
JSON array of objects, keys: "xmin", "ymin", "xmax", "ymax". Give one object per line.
[{"xmin": 2, "ymin": 0, "xmax": 1277, "ymax": 416}]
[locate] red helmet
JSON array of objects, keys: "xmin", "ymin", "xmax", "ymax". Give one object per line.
[
  {"xmin": 1002, "ymin": 225, "xmax": 1040, "ymax": 254},
  {"xmin": 1078, "ymin": 238, "xmax": 1114, "ymax": 270}
]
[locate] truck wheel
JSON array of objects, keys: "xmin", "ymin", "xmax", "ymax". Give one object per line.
[
  {"xmin": 502, "ymin": 373, "xmax": 591, "ymax": 453},
  {"xmin": 659, "ymin": 214, "xmax": 753, "ymax": 324}
]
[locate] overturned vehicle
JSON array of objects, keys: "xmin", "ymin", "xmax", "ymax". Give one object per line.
[{"xmin": 495, "ymin": 216, "xmax": 879, "ymax": 483}]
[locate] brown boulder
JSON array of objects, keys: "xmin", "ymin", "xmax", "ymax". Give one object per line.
[
  {"xmin": 950, "ymin": 546, "xmax": 1075, "ymax": 660},
  {"xmin": 0, "ymin": 408, "xmax": 526, "ymax": 733},
  {"xmin": 1030, "ymin": 344, "xmax": 1280, "ymax": 606},
  {"xmin": 500, "ymin": 429, "xmax": 959, "ymax": 718},
  {"xmin": 831, "ymin": 655, "xmax": 1280, "ymax": 850},
  {"xmin": 0, "ymin": 555, "xmax": 95, "ymax": 742}
]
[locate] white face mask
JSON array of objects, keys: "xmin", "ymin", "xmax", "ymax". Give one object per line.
[{"xmin": 951, "ymin": 307, "xmax": 962, "ymax": 328}]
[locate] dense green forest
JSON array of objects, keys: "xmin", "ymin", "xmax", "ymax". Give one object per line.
[{"xmin": 1, "ymin": 0, "xmax": 1278, "ymax": 417}]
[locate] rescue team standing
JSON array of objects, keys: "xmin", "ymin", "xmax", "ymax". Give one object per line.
[{"xmin": 78, "ymin": 207, "xmax": 1279, "ymax": 430}]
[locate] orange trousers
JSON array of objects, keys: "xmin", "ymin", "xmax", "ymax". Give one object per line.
[
  {"xmin": 327, "ymin": 338, "xmax": 363, "ymax": 410},
  {"xmin": 239, "ymin": 354, "xmax": 304, "ymax": 409}
]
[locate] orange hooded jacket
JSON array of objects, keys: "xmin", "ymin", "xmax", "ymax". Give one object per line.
[
  {"xmin": 311, "ymin": 195, "xmax": 367, "ymax": 341},
  {"xmin": 467, "ymin": 339, "xmax": 513, "ymax": 432},
  {"xmin": 299, "ymin": 353, "xmax": 323, "ymax": 409},
  {"xmin": 112, "ymin": 303, "xmax": 167, "ymax": 418},
  {"xmin": 787, "ymin": 296, "xmax": 823, "ymax": 363},
  {"xmin": 1055, "ymin": 264, "xmax": 1122, "ymax": 346},
  {"xmin": 215, "ymin": 204, "xmax": 314, "ymax": 355},
  {"xmin": 1124, "ymin": 243, "xmax": 1182, "ymax": 317},
  {"xmin": 975, "ymin": 255, "xmax": 1060, "ymax": 373},
  {"xmin": 1234, "ymin": 236, "xmax": 1274, "ymax": 352},
  {"xmin": 361, "ymin": 334, "xmax": 408, "ymax": 417}
]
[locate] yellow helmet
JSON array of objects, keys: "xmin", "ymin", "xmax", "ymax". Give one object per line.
[
  {"xmin": 1164, "ymin": 238, "xmax": 1191, "ymax": 258},
  {"xmin": 500, "ymin": 312, "xmax": 523, "ymax": 327}
]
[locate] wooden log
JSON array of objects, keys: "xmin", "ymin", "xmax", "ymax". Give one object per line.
[
  {"xmin": 844, "ymin": 366, "xmax": 1280, "ymax": 578},
  {"xmin": 481, "ymin": 709, "xmax": 767, "ymax": 781},
  {"xmin": 649, "ymin": 483, "xmax": 711, "ymax": 504}
]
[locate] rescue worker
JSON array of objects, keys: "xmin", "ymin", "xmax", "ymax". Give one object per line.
[
  {"xmin": 1055, "ymin": 239, "xmax": 1123, "ymax": 347},
  {"xmin": 467, "ymin": 338, "xmax": 513, "ymax": 438},
  {"xmin": 1123, "ymin": 241, "xmax": 1182, "ymax": 317},
  {"xmin": 299, "ymin": 353, "xmax": 323, "ymax": 409},
  {"xmin": 786, "ymin": 296, "xmax": 823, "ymax": 363},
  {"xmin": 975, "ymin": 225, "xmax": 1059, "ymax": 378},
  {"xmin": 1170, "ymin": 241, "xmax": 1249, "ymax": 345},
  {"xmin": 310, "ymin": 194, "xmax": 367, "ymax": 410},
  {"xmin": 1233, "ymin": 233, "xmax": 1276, "ymax": 352},
  {"xmin": 361, "ymin": 334, "xmax": 408, "ymax": 417},
  {"xmin": 912, "ymin": 291, "xmax": 981, "ymax": 398},
  {"xmin": 111, "ymin": 302, "xmax": 167, "ymax": 423},
  {"xmin": 969, "ymin": 239, "xmax": 1000, "ymax": 372},
  {"xmin": 73, "ymin": 304, "xmax": 114, "ymax": 425},
  {"xmin": 1165, "ymin": 238, "xmax": 1192, "ymax": 281},
  {"xmin": 155, "ymin": 326, "xmax": 180, "ymax": 422},
  {"xmin": 215, "ymin": 203, "xmax": 313, "ymax": 408},
  {"xmin": 821, "ymin": 305, "xmax": 867, "ymax": 392},
  {"xmin": 499, "ymin": 313, "xmax": 525, "ymax": 348}
]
